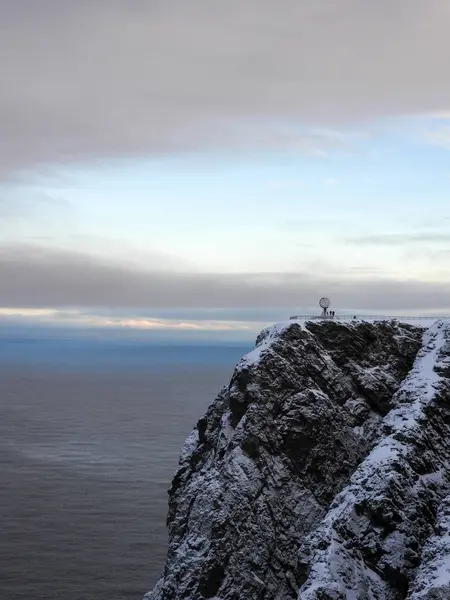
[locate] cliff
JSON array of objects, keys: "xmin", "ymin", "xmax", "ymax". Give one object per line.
[{"xmin": 145, "ymin": 319, "xmax": 450, "ymax": 600}]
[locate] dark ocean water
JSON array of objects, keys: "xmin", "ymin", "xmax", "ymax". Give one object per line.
[{"xmin": 0, "ymin": 337, "xmax": 249, "ymax": 600}]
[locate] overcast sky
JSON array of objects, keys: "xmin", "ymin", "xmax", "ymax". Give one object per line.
[{"xmin": 1, "ymin": 1, "xmax": 450, "ymax": 337}]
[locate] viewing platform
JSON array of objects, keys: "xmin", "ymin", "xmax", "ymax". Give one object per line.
[
  {"xmin": 290, "ymin": 298, "xmax": 449, "ymax": 324},
  {"xmin": 289, "ymin": 314, "xmax": 448, "ymax": 322}
]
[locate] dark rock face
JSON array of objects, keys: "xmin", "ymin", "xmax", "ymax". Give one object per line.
[{"xmin": 145, "ymin": 320, "xmax": 450, "ymax": 600}]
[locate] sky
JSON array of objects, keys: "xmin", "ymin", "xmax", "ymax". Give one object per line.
[{"xmin": 1, "ymin": 1, "xmax": 450, "ymax": 340}]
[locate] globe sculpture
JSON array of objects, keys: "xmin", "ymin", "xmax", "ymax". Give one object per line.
[{"xmin": 319, "ymin": 297, "xmax": 331, "ymax": 318}]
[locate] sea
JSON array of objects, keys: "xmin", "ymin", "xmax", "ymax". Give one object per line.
[{"xmin": 0, "ymin": 335, "xmax": 250, "ymax": 600}]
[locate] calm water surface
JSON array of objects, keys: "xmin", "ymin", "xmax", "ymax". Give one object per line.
[{"xmin": 0, "ymin": 338, "xmax": 249, "ymax": 600}]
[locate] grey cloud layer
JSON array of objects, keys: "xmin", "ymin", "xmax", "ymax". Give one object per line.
[
  {"xmin": 1, "ymin": 244, "xmax": 450, "ymax": 312},
  {"xmin": 1, "ymin": 0, "xmax": 450, "ymax": 176}
]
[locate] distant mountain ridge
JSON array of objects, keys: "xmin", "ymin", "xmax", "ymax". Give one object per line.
[{"xmin": 145, "ymin": 319, "xmax": 450, "ymax": 600}]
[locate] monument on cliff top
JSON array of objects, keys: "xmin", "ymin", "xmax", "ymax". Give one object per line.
[{"xmin": 319, "ymin": 296, "xmax": 331, "ymax": 318}]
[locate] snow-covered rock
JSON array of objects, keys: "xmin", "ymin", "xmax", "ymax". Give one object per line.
[{"xmin": 144, "ymin": 319, "xmax": 450, "ymax": 600}]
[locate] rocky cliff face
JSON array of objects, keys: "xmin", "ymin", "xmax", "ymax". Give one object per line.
[{"xmin": 145, "ymin": 319, "xmax": 450, "ymax": 600}]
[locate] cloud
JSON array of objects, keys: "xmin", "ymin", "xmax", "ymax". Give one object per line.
[
  {"xmin": 0, "ymin": 307, "xmax": 253, "ymax": 333},
  {"xmin": 422, "ymin": 126, "xmax": 450, "ymax": 149},
  {"xmin": 1, "ymin": 243, "xmax": 450, "ymax": 313},
  {"xmin": 1, "ymin": 0, "xmax": 450, "ymax": 177},
  {"xmin": 344, "ymin": 232, "xmax": 450, "ymax": 246},
  {"xmin": 0, "ymin": 191, "xmax": 73, "ymax": 229},
  {"xmin": 222, "ymin": 126, "xmax": 369, "ymax": 157},
  {"xmin": 428, "ymin": 112, "xmax": 450, "ymax": 119}
]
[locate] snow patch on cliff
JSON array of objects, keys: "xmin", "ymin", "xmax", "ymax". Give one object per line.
[
  {"xmin": 408, "ymin": 493, "xmax": 450, "ymax": 599},
  {"xmin": 240, "ymin": 321, "xmax": 299, "ymax": 366},
  {"xmin": 298, "ymin": 320, "xmax": 450, "ymax": 600}
]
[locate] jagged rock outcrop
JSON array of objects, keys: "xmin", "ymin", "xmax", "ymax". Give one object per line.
[{"xmin": 145, "ymin": 319, "xmax": 450, "ymax": 600}]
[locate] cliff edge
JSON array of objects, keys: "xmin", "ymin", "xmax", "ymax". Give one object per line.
[{"xmin": 145, "ymin": 319, "xmax": 450, "ymax": 600}]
